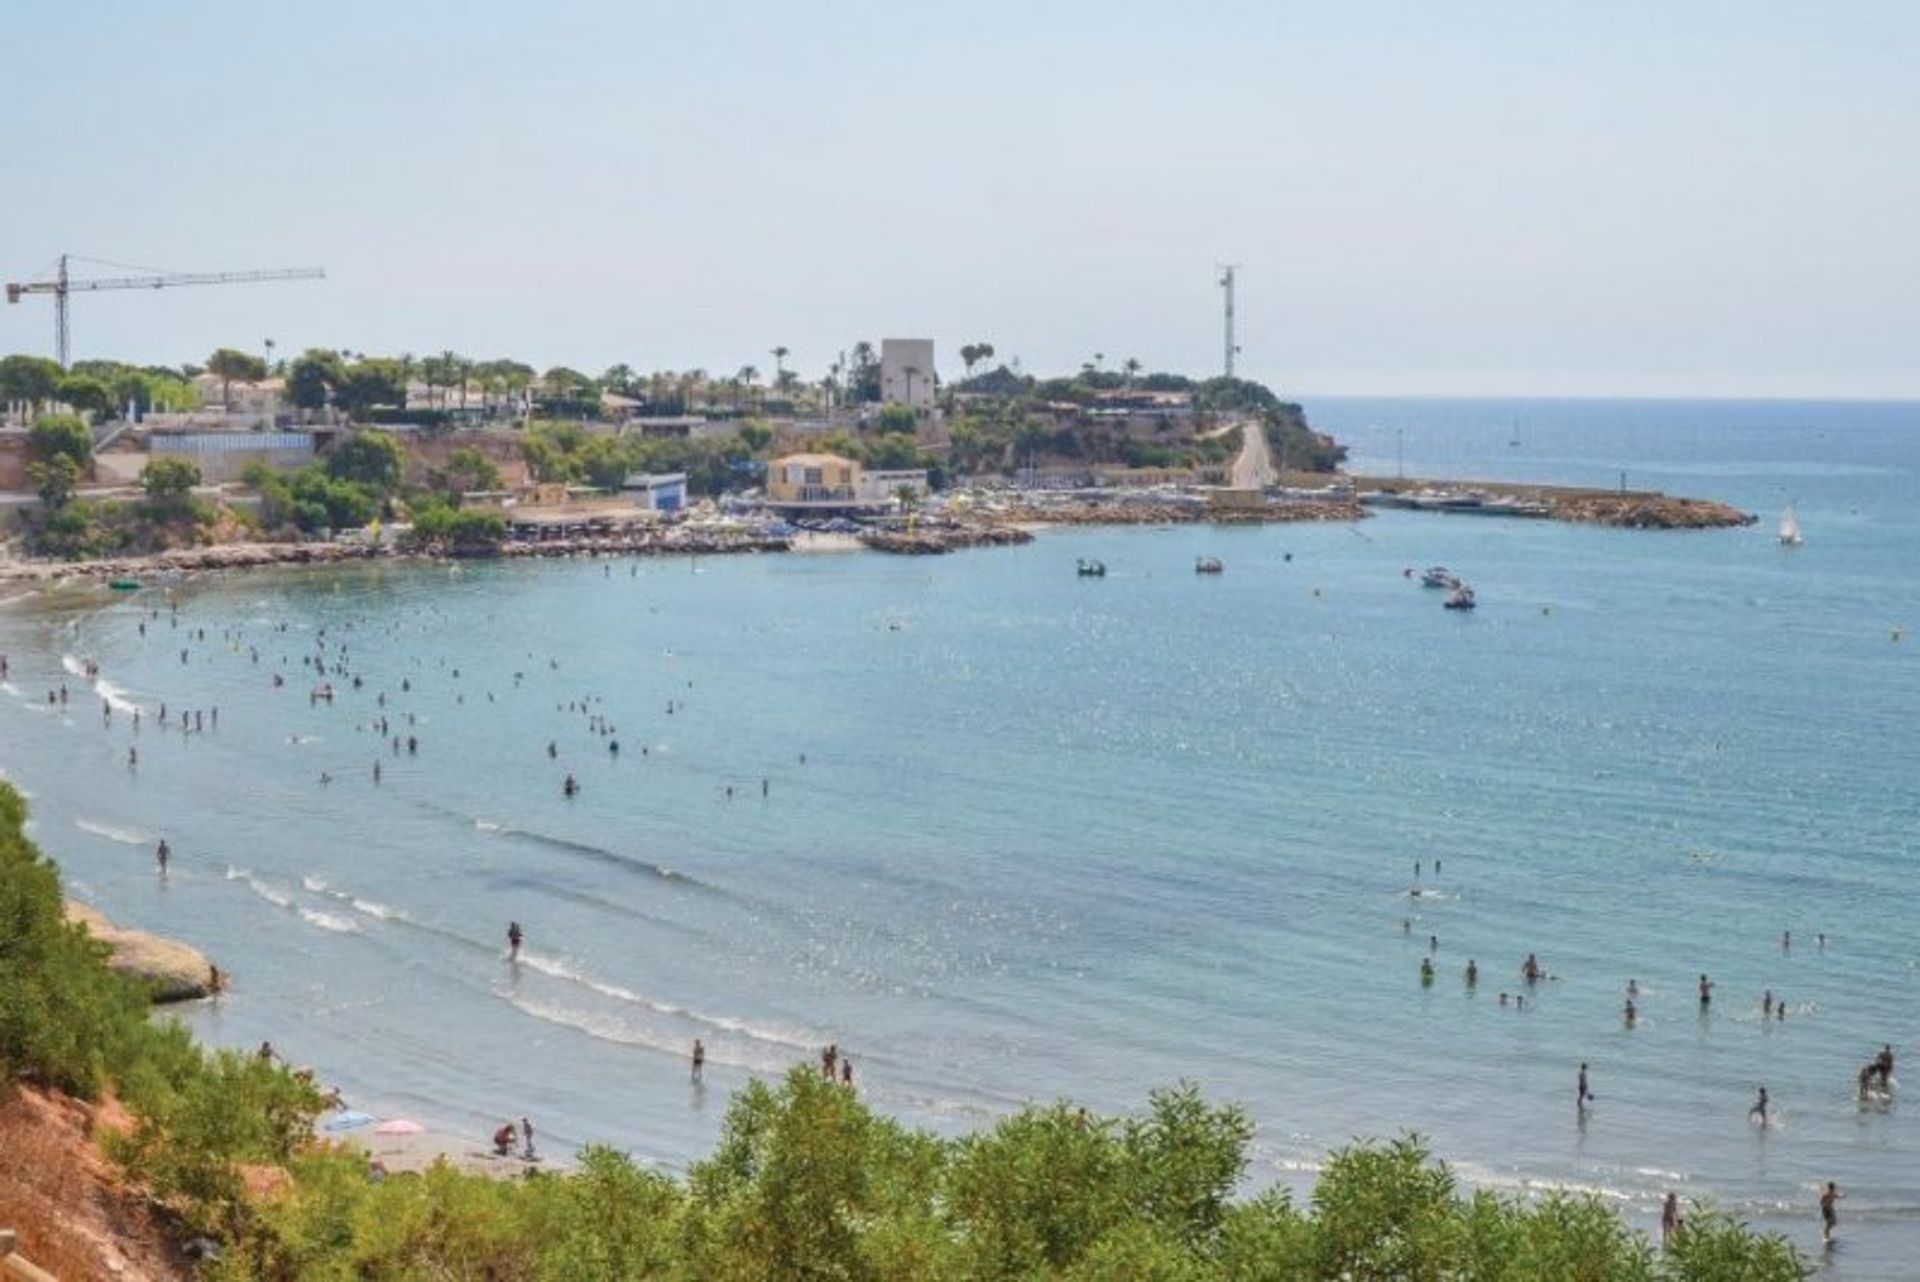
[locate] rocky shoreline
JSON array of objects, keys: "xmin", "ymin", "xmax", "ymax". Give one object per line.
[
  {"xmin": 0, "ymin": 481, "xmax": 1754, "ymax": 585},
  {"xmin": 858, "ymin": 525, "xmax": 1036, "ymax": 555},
  {"xmin": 64, "ymin": 901, "xmax": 217, "ymax": 1004}
]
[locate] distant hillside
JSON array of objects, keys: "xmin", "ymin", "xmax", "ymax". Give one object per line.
[{"xmin": 945, "ymin": 369, "xmax": 1345, "ymax": 478}]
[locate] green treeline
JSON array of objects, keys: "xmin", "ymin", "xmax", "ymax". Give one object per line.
[{"xmin": 0, "ymin": 782, "xmax": 1806, "ymax": 1279}]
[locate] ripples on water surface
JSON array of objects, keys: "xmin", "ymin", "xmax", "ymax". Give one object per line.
[{"xmin": 3, "ymin": 397, "xmax": 1917, "ymax": 1274}]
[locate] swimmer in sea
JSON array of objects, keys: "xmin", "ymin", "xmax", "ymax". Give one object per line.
[
  {"xmin": 1626, "ymin": 978, "xmax": 1639, "ymax": 998},
  {"xmin": 1624, "ymin": 998, "xmax": 1637, "ymax": 1027},
  {"xmin": 1698, "ymin": 974, "xmax": 1713, "ymax": 1007},
  {"xmin": 1763, "ymin": 989, "xmax": 1773, "ymax": 1017},
  {"xmin": 1522, "ymin": 953, "xmax": 1543, "ymax": 983},
  {"xmin": 563, "ymin": 774, "xmax": 578, "ymax": 797},
  {"xmin": 1419, "ymin": 958, "xmax": 1435, "ymax": 984}
]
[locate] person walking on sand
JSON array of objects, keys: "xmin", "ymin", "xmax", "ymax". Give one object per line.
[
  {"xmin": 1821, "ymin": 1181, "xmax": 1842, "ymax": 1244},
  {"xmin": 841, "ymin": 1057, "xmax": 853, "ymax": 1088},
  {"xmin": 692, "ymin": 1038, "xmax": 705, "ymax": 1083},
  {"xmin": 521, "ymin": 1116, "xmax": 536, "ymax": 1160},
  {"xmin": 507, "ymin": 921, "xmax": 523, "ymax": 961},
  {"xmin": 1661, "ymin": 1192, "xmax": 1682, "ymax": 1246}
]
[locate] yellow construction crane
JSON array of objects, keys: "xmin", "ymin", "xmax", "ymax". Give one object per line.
[{"xmin": 6, "ymin": 253, "xmax": 325, "ymax": 368}]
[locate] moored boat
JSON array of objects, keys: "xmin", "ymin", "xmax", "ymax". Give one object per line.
[
  {"xmin": 1195, "ymin": 556, "xmax": 1224, "ymax": 575},
  {"xmin": 1077, "ymin": 558, "xmax": 1107, "ymax": 577}
]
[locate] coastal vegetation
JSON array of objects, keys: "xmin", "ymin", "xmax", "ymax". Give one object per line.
[{"xmin": 0, "ymin": 781, "xmax": 1809, "ymax": 1278}]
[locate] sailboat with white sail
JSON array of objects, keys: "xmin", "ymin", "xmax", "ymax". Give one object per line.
[{"xmin": 1778, "ymin": 502, "xmax": 1803, "ymax": 547}]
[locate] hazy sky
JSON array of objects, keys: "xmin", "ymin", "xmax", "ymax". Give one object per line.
[{"xmin": 5, "ymin": 1, "xmax": 1917, "ymax": 396}]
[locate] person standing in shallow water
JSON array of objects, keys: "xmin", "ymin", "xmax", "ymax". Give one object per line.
[
  {"xmin": 1661, "ymin": 1192, "xmax": 1682, "ymax": 1246},
  {"xmin": 691, "ymin": 1039, "xmax": 705, "ymax": 1083},
  {"xmin": 1821, "ymin": 1181, "xmax": 1842, "ymax": 1244},
  {"xmin": 507, "ymin": 921, "xmax": 523, "ymax": 961},
  {"xmin": 1577, "ymin": 1062, "xmax": 1593, "ymax": 1111}
]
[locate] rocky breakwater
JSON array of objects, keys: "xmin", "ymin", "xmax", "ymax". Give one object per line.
[
  {"xmin": 64, "ymin": 902, "xmax": 217, "ymax": 1003},
  {"xmin": 495, "ymin": 529, "xmax": 793, "ymax": 559},
  {"xmin": 1549, "ymin": 494, "xmax": 1754, "ymax": 530},
  {"xmin": 986, "ymin": 497, "xmax": 1366, "ymax": 527},
  {"xmin": 0, "ymin": 540, "xmax": 379, "ymax": 585},
  {"xmin": 859, "ymin": 525, "xmax": 1036, "ymax": 555}
]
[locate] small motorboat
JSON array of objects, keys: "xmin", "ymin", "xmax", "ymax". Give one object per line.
[
  {"xmin": 1195, "ymin": 556, "xmax": 1224, "ymax": 575},
  {"xmin": 1076, "ymin": 558, "xmax": 1107, "ymax": 577},
  {"xmin": 1420, "ymin": 566, "xmax": 1460, "ymax": 589},
  {"xmin": 108, "ymin": 579, "xmax": 142, "ymax": 591},
  {"xmin": 1444, "ymin": 585, "xmax": 1477, "ymax": 610}
]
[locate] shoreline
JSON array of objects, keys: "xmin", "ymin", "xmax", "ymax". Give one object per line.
[{"xmin": 0, "ymin": 472, "xmax": 1755, "ymax": 586}]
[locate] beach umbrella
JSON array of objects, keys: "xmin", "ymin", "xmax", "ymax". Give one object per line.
[
  {"xmin": 319, "ymin": 1110, "xmax": 375, "ymax": 1132},
  {"xmin": 373, "ymin": 1118, "xmax": 426, "ymax": 1136}
]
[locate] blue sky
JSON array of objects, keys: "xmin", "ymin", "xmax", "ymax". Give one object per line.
[{"xmin": 4, "ymin": 1, "xmax": 1916, "ymax": 396}]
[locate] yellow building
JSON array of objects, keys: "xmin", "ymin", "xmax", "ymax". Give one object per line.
[{"xmin": 766, "ymin": 452, "xmax": 863, "ymax": 507}]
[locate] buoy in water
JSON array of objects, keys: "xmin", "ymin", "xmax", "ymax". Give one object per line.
[
  {"xmin": 1895, "ymin": 627, "xmax": 1907, "ymax": 642},
  {"xmin": 1313, "ymin": 586, "xmax": 1322, "ymax": 598},
  {"xmin": 1541, "ymin": 604, "xmax": 1552, "ymax": 616}
]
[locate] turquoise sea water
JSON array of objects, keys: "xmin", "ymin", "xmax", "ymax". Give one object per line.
[{"xmin": 3, "ymin": 397, "xmax": 1916, "ymax": 1275}]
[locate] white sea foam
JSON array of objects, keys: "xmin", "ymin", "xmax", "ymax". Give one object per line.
[
  {"xmin": 302, "ymin": 875, "xmax": 330, "ymax": 893},
  {"xmin": 298, "ymin": 908, "xmax": 360, "ymax": 933},
  {"xmin": 226, "ymin": 866, "xmax": 295, "ymax": 909},
  {"xmin": 94, "ymin": 679, "xmax": 142, "ymax": 715},
  {"xmin": 75, "ymin": 817, "xmax": 145, "ymax": 846},
  {"xmin": 516, "ymin": 951, "xmax": 817, "ymax": 1051},
  {"xmin": 349, "ymin": 896, "xmax": 402, "ymax": 921},
  {"xmin": 499, "ymin": 991, "xmax": 796, "ymax": 1075}
]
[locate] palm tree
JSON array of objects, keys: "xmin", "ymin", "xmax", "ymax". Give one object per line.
[
  {"xmin": 771, "ymin": 347, "xmax": 789, "ymax": 381},
  {"xmin": 737, "ymin": 365, "xmax": 759, "ymax": 411},
  {"xmin": 960, "ymin": 344, "xmax": 981, "ymax": 379},
  {"xmin": 1092, "ymin": 352, "xmax": 1105, "ymax": 374},
  {"xmin": 1123, "ymin": 357, "xmax": 1142, "ymax": 388}
]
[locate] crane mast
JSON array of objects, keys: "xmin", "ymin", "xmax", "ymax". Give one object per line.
[{"xmin": 6, "ymin": 254, "xmax": 325, "ymax": 367}]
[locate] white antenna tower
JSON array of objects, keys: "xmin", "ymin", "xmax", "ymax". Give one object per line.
[{"xmin": 1217, "ymin": 263, "xmax": 1241, "ymax": 378}]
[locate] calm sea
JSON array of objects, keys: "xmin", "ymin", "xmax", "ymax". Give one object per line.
[{"xmin": 3, "ymin": 397, "xmax": 1916, "ymax": 1275}]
